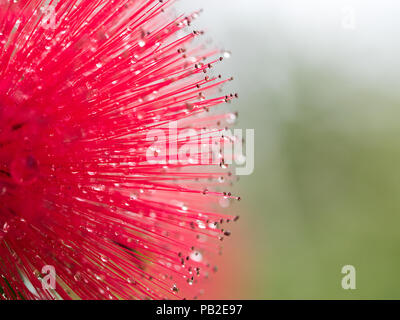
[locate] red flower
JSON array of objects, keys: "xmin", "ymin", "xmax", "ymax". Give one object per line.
[{"xmin": 0, "ymin": 0, "xmax": 239, "ymax": 300}]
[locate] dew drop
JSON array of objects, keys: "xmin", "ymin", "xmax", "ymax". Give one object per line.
[
  {"xmin": 226, "ymin": 112, "xmax": 237, "ymax": 124},
  {"xmin": 2, "ymin": 222, "xmax": 10, "ymax": 233},
  {"xmin": 172, "ymin": 284, "xmax": 179, "ymax": 293},
  {"xmin": 129, "ymin": 193, "xmax": 138, "ymax": 200},
  {"xmin": 223, "ymin": 50, "xmax": 232, "ymax": 59},
  {"xmin": 190, "ymin": 251, "xmax": 203, "ymax": 262},
  {"xmin": 92, "ymin": 185, "xmax": 105, "ymax": 192},
  {"xmin": 74, "ymin": 272, "xmax": 82, "ymax": 282}
]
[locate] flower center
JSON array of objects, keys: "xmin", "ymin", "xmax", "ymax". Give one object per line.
[{"xmin": 10, "ymin": 154, "xmax": 39, "ymax": 185}]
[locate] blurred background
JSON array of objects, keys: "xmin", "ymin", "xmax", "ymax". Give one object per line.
[{"xmin": 177, "ymin": 0, "xmax": 400, "ymax": 299}]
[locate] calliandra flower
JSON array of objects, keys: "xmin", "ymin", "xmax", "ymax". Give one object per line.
[{"xmin": 0, "ymin": 0, "xmax": 240, "ymax": 300}]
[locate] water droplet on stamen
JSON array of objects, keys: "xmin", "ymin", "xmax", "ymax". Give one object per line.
[
  {"xmin": 222, "ymin": 50, "xmax": 231, "ymax": 59},
  {"xmin": 171, "ymin": 284, "xmax": 179, "ymax": 293},
  {"xmin": 190, "ymin": 251, "xmax": 203, "ymax": 262}
]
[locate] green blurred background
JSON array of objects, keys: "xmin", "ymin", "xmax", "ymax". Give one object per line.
[{"xmin": 177, "ymin": 0, "xmax": 400, "ymax": 299}]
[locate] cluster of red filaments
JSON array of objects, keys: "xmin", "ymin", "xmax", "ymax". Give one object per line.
[{"xmin": 0, "ymin": 0, "xmax": 239, "ymax": 299}]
